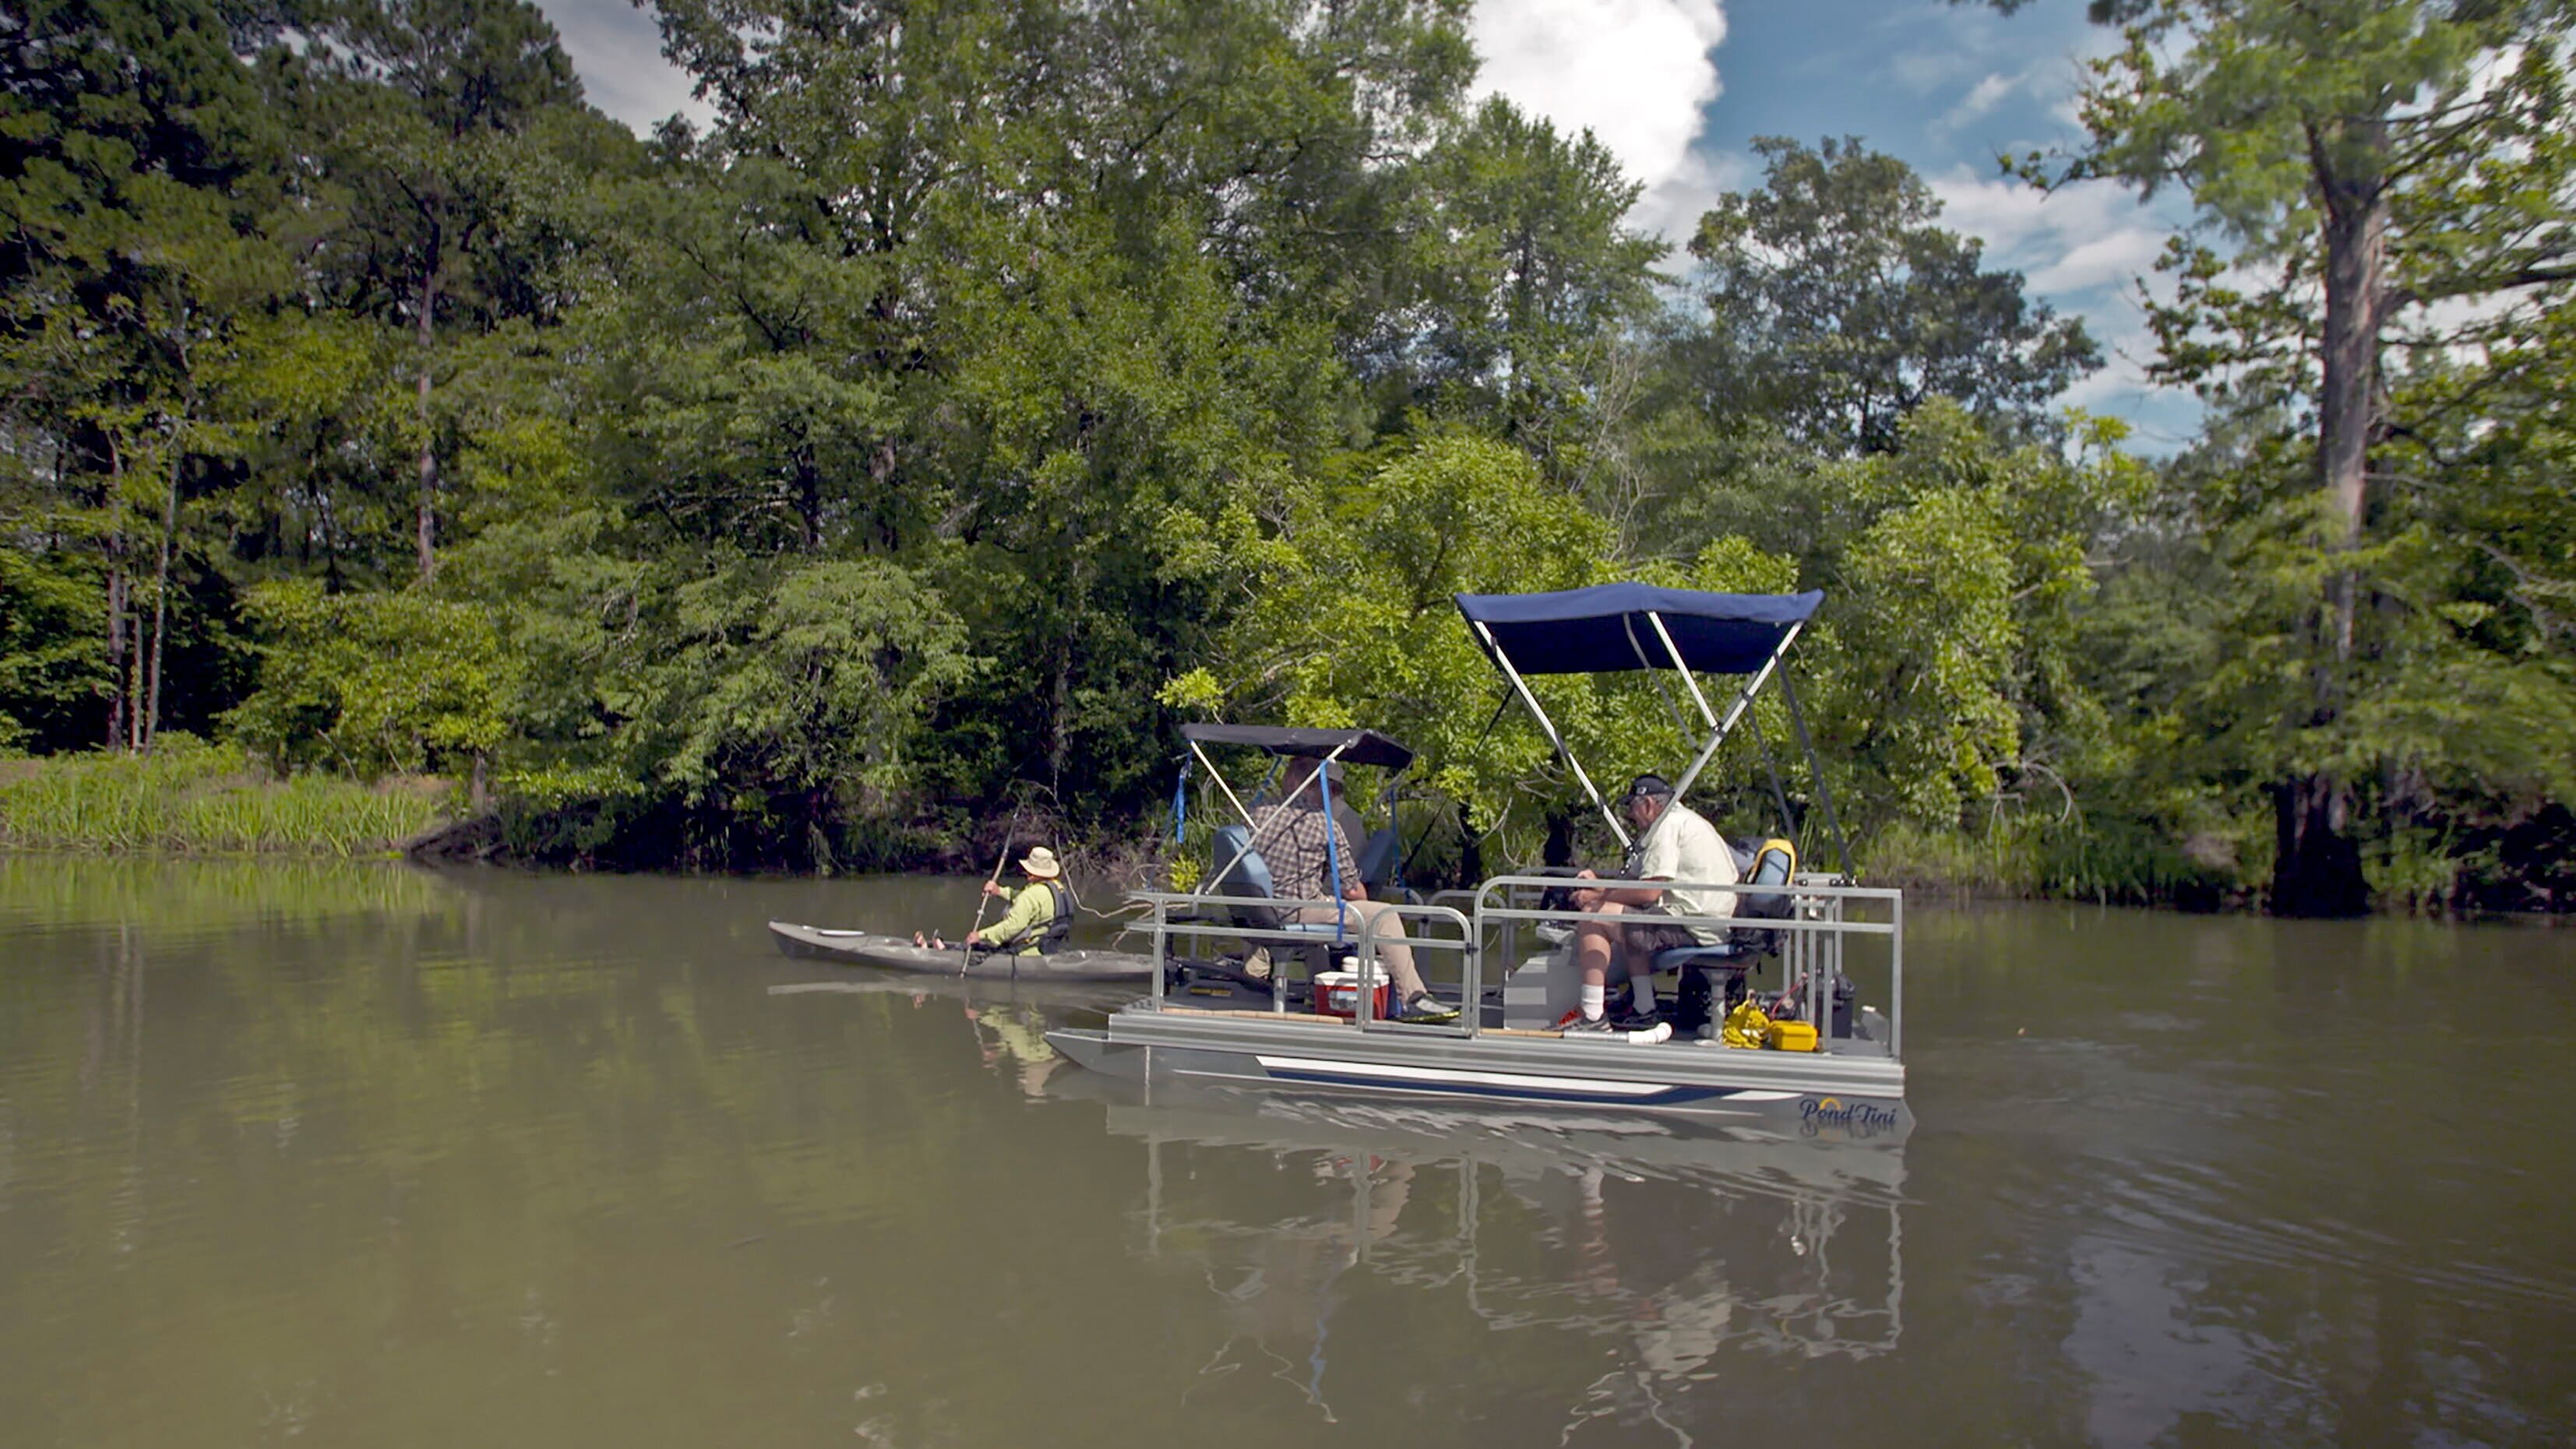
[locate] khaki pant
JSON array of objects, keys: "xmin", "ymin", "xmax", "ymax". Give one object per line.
[{"xmin": 1288, "ymin": 901, "xmax": 1430, "ymax": 1000}]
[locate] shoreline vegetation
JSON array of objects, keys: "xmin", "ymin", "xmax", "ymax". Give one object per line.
[
  {"xmin": 5, "ymin": 4, "xmax": 2571, "ymax": 919},
  {"xmin": 3, "ymin": 744, "xmax": 2542, "ymax": 919},
  {"xmin": 0, "ymin": 739, "xmax": 443, "ymax": 858}
]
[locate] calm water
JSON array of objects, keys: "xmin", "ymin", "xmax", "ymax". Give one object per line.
[{"xmin": 2, "ymin": 857, "xmax": 2570, "ymax": 1448}]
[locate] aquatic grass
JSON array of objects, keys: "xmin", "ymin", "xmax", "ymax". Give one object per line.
[
  {"xmin": 1862, "ymin": 817, "xmax": 2245, "ymax": 907},
  {"xmin": 0, "ymin": 739, "xmax": 447, "ymax": 857}
]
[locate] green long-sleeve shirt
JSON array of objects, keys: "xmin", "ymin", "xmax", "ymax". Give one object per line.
[{"xmin": 980, "ymin": 881, "xmax": 1060, "ymax": 955}]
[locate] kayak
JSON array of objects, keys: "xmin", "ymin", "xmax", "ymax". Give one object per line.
[{"xmin": 765, "ymin": 921, "xmax": 1161, "ymax": 982}]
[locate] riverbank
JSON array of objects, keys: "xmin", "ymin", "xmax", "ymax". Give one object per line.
[
  {"xmin": 10, "ymin": 746, "xmax": 2553, "ymax": 918},
  {"xmin": 0, "ymin": 739, "xmax": 447, "ymax": 857},
  {"xmin": 1858, "ymin": 820, "xmax": 2250, "ymax": 911}
]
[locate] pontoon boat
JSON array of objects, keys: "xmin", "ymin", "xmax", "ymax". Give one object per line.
[{"xmin": 1049, "ymin": 584, "xmax": 1911, "ymax": 1141}]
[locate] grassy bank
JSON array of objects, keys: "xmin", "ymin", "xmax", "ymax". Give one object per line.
[
  {"xmin": 0, "ymin": 739, "xmax": 448, "ymax": 857},
  {"xmin": 1859, "ymin": 819, "xmax": 2247, "ymax": 909}
]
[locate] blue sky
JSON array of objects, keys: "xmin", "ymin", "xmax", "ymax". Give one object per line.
[{"xmin": 536, "ymin": 0, "xmax": 2201, "ymax": 446}]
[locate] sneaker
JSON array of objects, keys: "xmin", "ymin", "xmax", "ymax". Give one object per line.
[
  {"xmin": 1561, "ymin": 1013, "xmax": 1672, "ymax": 1044},
  {"xmin": 1242, "ymin": 947, "xmax": 1273, "ymax": 983},
  {"xmin": 1397, "ymin": 992, "xmax": 1460, "ymax": 1024},
  {"xmin": 1552, "ymin": 1007, "xmax": 1654, "ymax": 1030}
]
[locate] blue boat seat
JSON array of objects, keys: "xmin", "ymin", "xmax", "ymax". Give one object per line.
[
  {"xmin": 1207, "ymin": 823, "xmax": 1274, "ymax": 901},
  {"xmin": 1355, "ymin": 825, "xmax": 1401, "ymax": 888},
  {"xmin": 1207, "ymin": 823, "xmax": 1348, "ymax": 943},
  {"xmin": 1651, "ymin": 941, "xmax": 1755, "ymax": 975}
]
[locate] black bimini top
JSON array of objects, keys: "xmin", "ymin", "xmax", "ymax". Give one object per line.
[
  {"xmin": 1179, "ymin": 724, "xmax": 1415, "ymax": 770},
  {"xmin": 1455, "ymin": 583, "xmax": 1824, "ymax": 676}
]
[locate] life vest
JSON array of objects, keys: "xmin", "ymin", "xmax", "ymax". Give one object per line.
[
  {"xmin": 1038, "ymin": 880, "xmax": 1076, "ymax": 954},
  {"xmin": 995, "ymin": 880, "xmax": 1077, "ymax": 955},
  {"xmin": 1739, "ymin": 837, "xmax": 1797, "ymax": 921}
]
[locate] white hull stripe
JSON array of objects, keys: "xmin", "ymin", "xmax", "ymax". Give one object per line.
[{"xmin": 1253, "ymin": 1054, "xmax": 1795, "ymax": 1102}]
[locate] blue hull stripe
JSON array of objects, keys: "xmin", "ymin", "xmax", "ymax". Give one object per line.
[{"xmin": 1257, "ymin": 1064, "xmax": 1749, "ymax": 1108}]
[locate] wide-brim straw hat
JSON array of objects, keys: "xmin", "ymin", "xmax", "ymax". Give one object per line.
[{"xmin": 1017, "ymin": 846, "xmax": 1063, "ymax": 879}]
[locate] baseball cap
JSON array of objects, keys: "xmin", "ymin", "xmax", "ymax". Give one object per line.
[{"xmin": 1621, "ymin": 773, "xmax": 1675, "ymax": 804}]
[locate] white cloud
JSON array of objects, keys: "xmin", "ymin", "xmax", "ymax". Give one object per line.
[
  {"xmin": 1887, "ymin": 48, "xmax": 1975, "ymax": 97},
  {"xmin": 537, "ymin": 0, "xmax": 706, "ymax": 133},
  {"xmin": 2028, "ymin": 227, "xmax": 2171, "ymax": 294},
  {"xmin": 1935, "ymin": 59, "xmax": 2090, "ymax": 140},
  {"xmin": 1470, "ymin": 0, "xmax": 1730, "ymax": 242},
  {"xmin": 1945, "ymin": 71, "xmax": 2017, "ymax": 129},
  {"xmin": 1633, "ymin": 147, "xmax": 1754, "ymax": 256},
  {"xmin": 1929, "ymin": 169, "xmax": 2167, "ymax": 283}
]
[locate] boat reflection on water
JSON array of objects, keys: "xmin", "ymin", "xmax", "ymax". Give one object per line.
[
  {"xmin": 766, "ymin": 974, "xmax": 1130, "ymax": 1097},
  {"xmin": 1042, "ymin": 1069, "xmax": 1907, "ymax": 1435}
]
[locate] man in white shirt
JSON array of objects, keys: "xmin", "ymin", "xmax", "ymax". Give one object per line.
[{"xmin": 1564, "ymin": 774, "xmax": 1738, "ymax": 1030}]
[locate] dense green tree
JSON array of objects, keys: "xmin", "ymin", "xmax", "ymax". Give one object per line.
[
  {"xmin": 227, "ymin": 578, "xmax": 514, "ymax": 779},
  {"xmin": 1399, "ymin": 97, "xmax": 1667, "ymax": 486},
  {"xmin": 1683, "ymin": 136, "xmax": 2100, "ymax": 457},
  {"xmin": 1159, "ymin": 411, "xmax": 2147, "ymax": 871},
  {"xmin": 2003, "ymin": 0, "xmax": 2576, "ymax": 912},
  {"xmin": 0, "ymin": 0, "xmax": 289, "ymax": 751},
  {"xmin": 297, "ymin": 0, "xmax": 594, "ymax": 581},
  {"xmin": 0, "ymin": 545, "xmax": 101, "ymax": 749},
  {"xmin": 5, "ymin": 0, "xmax": 2566, "ymax": 910},
  {"xmin": 618, "ymin": 0, "xmax": 1478, "ymax": 831}
]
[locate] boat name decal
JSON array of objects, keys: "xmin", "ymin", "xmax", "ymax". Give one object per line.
[{"xmin": 1799, "ymin": 1095, "xmax": 1901, "ymax": 1141}]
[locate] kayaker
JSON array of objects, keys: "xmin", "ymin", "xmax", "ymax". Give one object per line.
[{"xmin": 915, "ymin": 847, "xmax": 1073, "ymax": 957}]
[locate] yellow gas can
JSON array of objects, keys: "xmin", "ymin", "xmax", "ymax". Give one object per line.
[{"xmin": 1766, "ymin": 1020, "xmax": 1820, "ymax": 1052}]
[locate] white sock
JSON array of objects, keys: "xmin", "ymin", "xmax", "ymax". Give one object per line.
[
  {"xmin": 1630, "ymin": 976, "xmax": 1658, "ymax": 1011},
  {"xmin": 1580, "ymin": 983, "xmax": 1605, "ymax": 1021}
]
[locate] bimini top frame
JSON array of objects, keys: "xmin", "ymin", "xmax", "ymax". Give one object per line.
[
  {"xmin": 1454, "ymin": 583, "xmax": 1850, "ymax": 874},
  {"xmin": 1176, "ymin": 723, "xmax": 1415, "ymax": 943},
  {"xmin": 1177, "ymin": 724, "xmax": 1415, "ymax": 770}
]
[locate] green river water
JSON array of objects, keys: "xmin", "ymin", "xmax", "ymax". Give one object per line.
[{"xmin": 1, "ymin": 856, "xmax": 2569, "ymax": 1447}]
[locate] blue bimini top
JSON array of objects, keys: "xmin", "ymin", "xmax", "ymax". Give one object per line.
[{"xmin": 1454, "ymin": 584, "xmax": 1823, "ymax": 676}]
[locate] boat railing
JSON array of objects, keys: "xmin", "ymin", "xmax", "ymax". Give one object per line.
[
  {"xmin": 1121, "ymin": 878, "xmax": 1901, "ymax": 1055},
  {"xmin": 1122, "ymin": 888, "xmax": 1425, "ymax": 1013},
  {"xmin": 1471, "ymin": 873, "xmax": 1905, "ymax": 1056},
  {"xmin": 1348, "ymin": 900, "xmax": 1477, "ymax": 1036},
  {"xmin": 1429, "ymin": 880, "xmax": 1558, "ymax": 984},
  {"xmin": 1122, "ymin": 889, "xmax": 1478, "ymax": 1026}
]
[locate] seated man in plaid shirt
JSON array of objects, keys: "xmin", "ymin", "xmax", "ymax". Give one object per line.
[{"xmin": 1247, "ymin": 757, "xmax": 1457, "ymax": 1023}]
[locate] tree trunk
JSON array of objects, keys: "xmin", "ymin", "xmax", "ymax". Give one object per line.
[
  {"xmin": 793, "ymin": 439, "xmax": 822, "ymax": 552},
  {"xmin": 2274, "ymin": 121, "xmax": 2386, "ymax": 918},
  {"xmin": 870, "ymin": 436, "xmax": 900, "ymax": 550},
  {"xmin": 143, "ymin": 438, "xmax": 181, "ymax": 756},
  {"xmin": 1457, "ymin": 801, "xmax": 1485, "ymax": 891},
  {"xmin": 1542, "ymin": 809, "xmax": 1573, "ymax": 867},
  {"xmin": 414, "ymin": 249, "xmax": 440, "ymax": 584},
  {"xmin": 102, "ymin": 439, "xmax": 131, "ymax": 751},
  {"xmin": 1046, "ymin": 645, "xmax": 1071, "ymax": 798},
  {"xmin": 2273, "ymin": 776, "xmax": 2366, "ymax": 917},
  {"xmin": 105, "ymin": 548, "xmax": 129, "ymax": 753}
]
